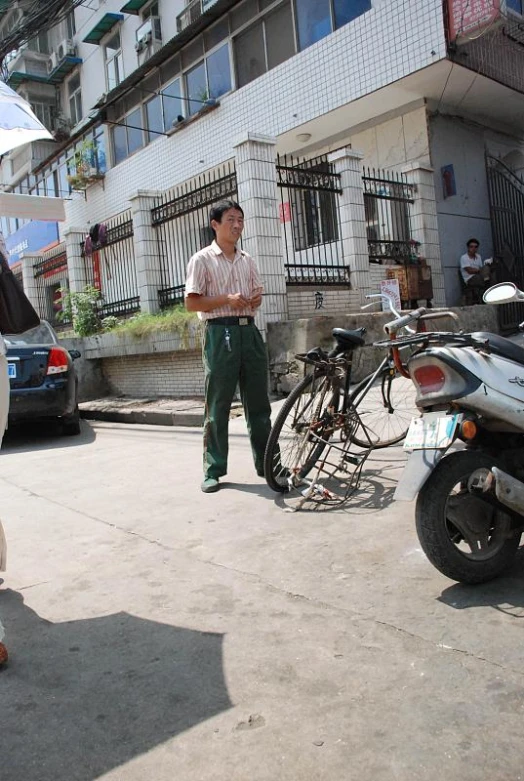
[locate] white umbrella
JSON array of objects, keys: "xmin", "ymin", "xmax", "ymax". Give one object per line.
[{"xmin": 0, "ymin": 80, "xmax": 53, "ymax": 156}]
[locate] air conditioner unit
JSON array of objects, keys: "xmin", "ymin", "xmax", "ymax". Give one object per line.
[
  {"xmin": 57, "ymin": 39, "xmax": 75, "ymax": 61},
  {"xmin": 47, "ymin": 53, "xmax": 58, "ymax": 74}
]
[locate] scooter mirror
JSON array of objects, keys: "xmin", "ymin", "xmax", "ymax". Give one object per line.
[{"xmin": 483, "ymin": 282, "xmax": 524, "ymax": 304}]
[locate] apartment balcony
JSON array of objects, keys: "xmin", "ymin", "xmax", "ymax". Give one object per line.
[{"xmin": 6, "ymin": 44, "xmax": 82, "ymax": 88}]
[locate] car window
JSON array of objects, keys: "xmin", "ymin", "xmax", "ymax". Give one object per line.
[{"xmin": 4, "ymin": 321, "xmax": 58, "ymax": 346}]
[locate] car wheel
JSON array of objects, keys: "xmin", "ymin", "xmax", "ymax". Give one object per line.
[{"xmin": 61, "ymin": 406, "xmax": 81, "ymax": 436}]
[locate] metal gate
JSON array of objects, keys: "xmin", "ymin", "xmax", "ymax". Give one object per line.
[
  {"xmin": 151, "ymin": 162, "xmax": 237, "ymax": 309},
  {"xmin": 486, "ymin": 153, "xmax": 524, "ymax": 331}
]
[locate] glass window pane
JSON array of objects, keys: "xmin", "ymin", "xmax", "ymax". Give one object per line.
[
  {"xmin": 106, "ymin": 32, "xmax": 121, "ymax": 53},
  {"xmin": 113, "ymin": 125, "xmax": 127, "ymax": 164},
  {"xmin": 127, "ymin": 108, "xmax": 144, "ymax": 154},
  {"xmin": 265, "ymin": 1, "xmax": 295, "ymax": 70},
  {"xmin": 46, "ymin": 172, "xmax": 56, "ymax": 197},
  {"xmin": 333, "ymin": 0, "xmax": 371, "ymax": 29},
  {"xmin": 58, "ymin": 164, "xmax": 69, "ymax": 196},
  {"xmin": 230, "ymin": 0, "xmax": 258, "ymax": 31},
  {"xmin": 295, "ymin": 0, "xmax": 331, "ymax": 50},
  {"xmin": 160, "ymin": 54, "xmax": 180, "ymax": 83},
  {"xmin": 181, "ymin": 36, "xmax": 204, "ymax": 69},
  {"xmin": 163, "ymin": 77, "xmax": 184, "ymax": 127},
  {"xmin": 207, "ymin": 43, "xmax": 231, "ymax": 99},
  {"xmin": 204, "ymin": 18, "xmax": 229, "ymax": 50},
  {"xmin": 68, "ymin": 73, "xmax": 80, "ymax": 96},
  {"xmin": 107, "ymin": 58, "xmax": 117, "ymax": 91},
  {"xmin": 186, "ymin": 61, "xmax": 207, "ymax": 115},
  {"xmin": 234, "ymin": 22, "xmax": 266, "ymax": 88},
  {"xmin": 95, "ymin": 130, "xmax": 107, "ymax": 172},
  {"xmin": 145, "ymin": 95, "xmax": 163, "ymax": 141}
]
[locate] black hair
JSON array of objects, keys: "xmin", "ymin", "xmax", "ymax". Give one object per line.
[
  {"xmin": 467, "ymin": 238, "xmax": 480, "ymax": 247},
  {"xmin": 209, "ymin": 201, "xmax": 244, "ymax": 236}
]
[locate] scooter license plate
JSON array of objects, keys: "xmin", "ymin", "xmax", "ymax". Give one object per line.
[
  {"xmin": 404, "ymin": 413, "xmax": 463, "ymax": 450},
  {"xmin": 7, "ymin": 363, "xmax": 16, "ymax": 379}
]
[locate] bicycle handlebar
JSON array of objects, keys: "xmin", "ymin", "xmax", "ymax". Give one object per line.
[{"xmin": 385, "ymin": 308, "xmax": 427, "ymax": 334}]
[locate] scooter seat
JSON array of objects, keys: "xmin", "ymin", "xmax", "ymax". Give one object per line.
[
  {"xmin": 332, "ymin": 327, "xmax": 366, "ymax": 348},
  {"xmin": 471, "ymin": 331, "xmax": 524, "ymax": 366}
]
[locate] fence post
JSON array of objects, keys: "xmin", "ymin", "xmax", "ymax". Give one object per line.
[
  {"xmin": 233, "ymin": 133, "xmax": 288, "ymax": 333},
  {"xmin": 402, "ymin": 162, "xmax": 446, "ymax": 306},
  {"xmin": 129, "ymin": 190, "xmax": 163, "ymax": 314},
  {"xmin": 64, "ymin": 227, "xmax": 88, "ymax": 294},
  {"xmin": 327, "ymin": 148, "xmax": 373, "ymax": 304},
  {"xmin": 20, "ymin": 253, "xmax": 41, "ymax": 312}
]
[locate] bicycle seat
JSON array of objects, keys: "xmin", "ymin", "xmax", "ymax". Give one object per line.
[
  {"xmin": 332, "ymin": 327, "xmax": 366, "ymax": 349},
  {"xmin": 471, "ymin": 332, "xmax": 524, "ymax": 365}
]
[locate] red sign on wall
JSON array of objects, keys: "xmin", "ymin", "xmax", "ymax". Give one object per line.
[
  {"xmin": 448, "ymin": 0, "xmax": 500, "ymax": 42},
  {"xmin": 279, "ymin": 202, "xmax": 291, "ymax": 223}
]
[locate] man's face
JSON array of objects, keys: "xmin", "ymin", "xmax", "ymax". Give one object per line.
[
  {"xmin": 212, "ymin": 208, "xmax": 244, "ymax": 245},
  {"xmin": 468, "ymin": 242, "xmax": 479, "ymax": 255}
]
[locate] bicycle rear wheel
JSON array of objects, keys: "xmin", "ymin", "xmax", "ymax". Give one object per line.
[
  {"xmin": 264, "ymin": 372, "xmax": 339, "ymax": 493},
  {"xmin": 349, "ymin": 366, "xmax": 417, "ymax": 449}
]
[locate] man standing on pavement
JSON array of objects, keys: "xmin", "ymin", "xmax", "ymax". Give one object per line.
[{"xmin": 185, "ymin": 201, "xmax": 273, "ymax": 493}]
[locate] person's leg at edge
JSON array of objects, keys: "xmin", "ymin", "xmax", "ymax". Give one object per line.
[
  {"xmin": 202, "ymin": 324, "xmax": 240, "ymax": 492},
  {"xmin": 239, "ymin": 324, "xmax": 272, "ymax": 477}
]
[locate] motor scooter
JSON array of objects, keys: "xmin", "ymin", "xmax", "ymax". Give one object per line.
[{"xmin": 395, "ymin": 282, "xmax": 524, "ymax": 583}]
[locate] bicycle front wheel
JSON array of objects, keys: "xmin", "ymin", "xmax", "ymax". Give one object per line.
[
  {"xmin": 349, "ymin": 367, "xmax": 417, "ymax": 449},
  {"xmin": 264, "ymin": 372, "xmax": 339, "ymax": 493}
]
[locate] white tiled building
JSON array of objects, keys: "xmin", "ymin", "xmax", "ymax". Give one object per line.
[{"xmin": 3, "ymin": 0, "xmax": 524, "ymax": 326}]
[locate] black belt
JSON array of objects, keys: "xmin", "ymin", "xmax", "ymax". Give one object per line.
[{"xmin": 207, "ymin": 316, "xmax": 254, "ymax": 326}]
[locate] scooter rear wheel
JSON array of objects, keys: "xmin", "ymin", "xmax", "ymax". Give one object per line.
[{"xmin": 415, "ymin": 450, "xmax": 521, "ymax": 584}]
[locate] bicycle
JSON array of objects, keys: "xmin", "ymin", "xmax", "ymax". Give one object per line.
[{"xmin": 264, "ymin": 295, "xmax": 459, "ymax": 502}]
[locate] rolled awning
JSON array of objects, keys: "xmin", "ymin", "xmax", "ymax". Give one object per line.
[{"xmin": 0, "ymin": 193, "xmax": 66, "ymax": 221}]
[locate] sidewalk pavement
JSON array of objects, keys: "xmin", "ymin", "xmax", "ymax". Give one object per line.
[{"xmin": 79, "ymin": 397, "xmax": 244, "ymax": 427}]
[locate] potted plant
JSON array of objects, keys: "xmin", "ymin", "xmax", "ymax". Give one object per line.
[{"xmin": 67, "ymin": 139, "xmax": 105, "ymax": 191}]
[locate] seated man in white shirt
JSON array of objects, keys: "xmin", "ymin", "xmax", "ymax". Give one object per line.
[{"xmin": 460, "ymin": 238, "xmax": 493, "ymax": 291}]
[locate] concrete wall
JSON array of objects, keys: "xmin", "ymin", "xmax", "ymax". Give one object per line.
[
  {"xmin": 61, "ymin": 337, "xmax": 110, "ymax": 401},
  {"xmin": 102, "ymin": 351, "xmax": 205, "ymax": 398},
  {"xmin": 267, "ymin": 304, "xmax": 501, "ymax": 393},
  {"xmin": 429, "ymin": 112, "xmax": 524, "ymax": 306}
]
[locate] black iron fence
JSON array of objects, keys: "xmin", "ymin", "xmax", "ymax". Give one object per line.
[
  {"xmin": 33, "ymin": 244, "xmax": 70, "ymax": 328},
  {"xmin": 277, "ymin": 153, "xmax": 347, "ymax": 285},
  {"xmin": 486, "ymin": 153, "xmax": 524, "ymax": 331},
  {"xmin": 81, "ymin": 212, "xmax": 139, "ymax": 318},
  {"xmin": 363, "ymin": 168, "xmax": 414, "ymax": 264},
  {"xmin": 151, "ymin": 161, "xmax": 237, "ymax": 309}
]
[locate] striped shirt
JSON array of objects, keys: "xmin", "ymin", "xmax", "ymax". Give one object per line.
[{"xmin": 185, "ymin": 240, "xmax": 263, "ymax": 321}]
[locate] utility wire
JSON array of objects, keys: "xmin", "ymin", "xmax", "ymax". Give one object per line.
[{"xmin": 0, "ymin": 0, "xmax": 87, "ymax": 63}]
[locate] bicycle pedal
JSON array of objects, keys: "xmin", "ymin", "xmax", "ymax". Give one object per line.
[{"xmin": 342, "ymin": 453, "xmax": 364, "ymax": 466}]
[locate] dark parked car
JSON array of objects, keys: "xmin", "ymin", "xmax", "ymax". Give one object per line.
[{"xmin": 4, "ymin": 321, "xmax": 81, "ymax": 436}]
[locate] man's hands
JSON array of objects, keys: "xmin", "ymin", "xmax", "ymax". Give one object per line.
[
  {"xmin": 249, "ymin": 293, "xmax": 262, "ymax": 309},
  {"xmin": 226, "ymin": 292, "xmax": 263, "ymax": 310},
  {"xmin": 227, "ymin": 293, "xmax": 250, "ymax": 310}
]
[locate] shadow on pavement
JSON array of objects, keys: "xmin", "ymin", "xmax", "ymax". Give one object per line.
[
  {"xmin": 273, "ymin": 474, "xmax": 397, "ymax": 514},
  {"xmin": 1, "ymin": 589, "xmax": 232, "ymax": 781},
  {"xmin": 438, "ymin": 548, "xmax": 524, "ymax": 616},
  {"xmin": 1, "ymin": 420, "xmax": 96, "ymax": 454}
]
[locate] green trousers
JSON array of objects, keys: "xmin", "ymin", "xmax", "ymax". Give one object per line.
[{"xmin": 203, "ymin": 322, "xmax": 272, "ymax": 479}]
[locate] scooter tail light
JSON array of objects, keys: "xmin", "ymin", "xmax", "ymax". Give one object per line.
[
  {"xmin": 46, "ymin": 346, "xmax": 69, "ymax": 375},
  {"xmin": 412, "ymin": 364, "xmax": 446, "ymax": 394}
]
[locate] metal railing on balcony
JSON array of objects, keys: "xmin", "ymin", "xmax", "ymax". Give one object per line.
[{"xmin": 176, "ymin": 0, "xmax": 203, "ymax": 32}]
